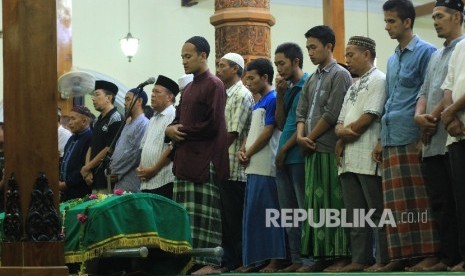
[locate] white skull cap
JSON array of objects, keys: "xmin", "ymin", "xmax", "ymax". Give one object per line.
[
  {"xmin": 178, "ymin": 74, "xmax": 194, "ymax": 90},
  {"xmin": 222, "ymin": 53, "xmax": 245, "ymax": 70}
]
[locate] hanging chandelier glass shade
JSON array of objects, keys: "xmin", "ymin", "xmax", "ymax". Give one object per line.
[
  {"xmin": 120, "ymin": 32, "xmax": 139, "ymax": 62},
  {"xmin": 120, "ymin": 0, "xmax": 139, "ymax": 62}
]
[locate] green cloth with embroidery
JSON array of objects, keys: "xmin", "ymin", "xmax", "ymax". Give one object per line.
[{"xmin": 62, "ymin": 193, "xmax": 192, "ymax": 262}]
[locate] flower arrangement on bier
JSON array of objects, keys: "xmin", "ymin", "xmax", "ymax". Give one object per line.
[{"xmin": 61, "ymin": 189, "xmax": 129, "ymax": 275}]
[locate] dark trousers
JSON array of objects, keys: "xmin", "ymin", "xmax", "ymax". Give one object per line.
[
  {"xmin": 219, "ymin": 180, "xmax": 245, "ymax": 270},
  {"xmin": 448, "ymin": 141, "xmax": 465, "ymax": 261},
  {"xmin": 422, "ymin": 154, "xmax": 460, "ymax": 265},
  {"xmin": 142, "ymin": 182, "xmax": 174, "ymax": 200}
]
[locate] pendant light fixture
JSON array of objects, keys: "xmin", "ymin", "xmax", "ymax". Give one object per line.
[{"xmin": 120, "ymin": 0, "xmax": 139, "ymax": 62}]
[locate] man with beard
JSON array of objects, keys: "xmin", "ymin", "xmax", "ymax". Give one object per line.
[{"xmin": 110, "ymin": 88, "xmax": 149, "ymax": 192}]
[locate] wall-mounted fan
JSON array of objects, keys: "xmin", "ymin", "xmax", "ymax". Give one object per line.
[{"xmin": 58, "ymin": 70, "xmax": 96, "ymax": 99}]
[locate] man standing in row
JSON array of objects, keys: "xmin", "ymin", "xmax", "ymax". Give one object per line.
[
  {"xmin": 59, "ymin": 106, "xmax": 93, "ymax": 201},
  {"xmin": 215, "ymin": 52, "xmax": 254, "ymax": 272},
  {"xmin": 296, "ymin": 25, "xmax": 352, "ymax": 272},
  {"xmin": 137, "ymin": 75, "xmax": 179, "ymax": 199},
  {"xmin": 274, "ymin": 42, "xmax": 312, "ymax": 272},
  {"xmin": 81, "ymin": 80, "xmax": 123, "ymax": 193},
  {"xmin": 336, "ymin": 36, "xmax": 388, "ymax": 272},
  {"xmin": 372, "ymin": 0, "xmax": 438, "ymax": 271},
  {"xmin": 110, "ymin": 88, "xmax": 149, "ymax": 192},
  {"xmin": 438, "ymin": 2, "xmax": 465, "ymax": 269},
  {"xmin": 414, "ymin": 0, "xmax": 464, "ymax": 271},
  {"xmin": 165, "ymin": 36, "xmax": 229, "ymax": 274}
]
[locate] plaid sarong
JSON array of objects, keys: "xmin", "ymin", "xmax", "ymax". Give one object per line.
[
  {"xmin": 173, "ymin": 165, "xmax": 222, "ymax": 266},
  {"xmin": 382, "ymin": 144, "xmax": 439, "ymax": 260},
  {"xmin": 301, "ymin": 152, "xmax": 350, "ymax": 259}
]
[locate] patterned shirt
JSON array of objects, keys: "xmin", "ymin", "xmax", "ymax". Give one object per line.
[
  {"xmin": 442, "ymin": 39, "xmax": 465, "ymax": 146},
  {"xmin": 225, "ymin": 80, "xmax": 254, "ymax": 182},
  {"xmin": 418, "ymin": 35, "xmax": 465, "ymax": 157},
  {"xmin": 140, "ymin": 105, "xmax": 176, "ymax": 190},
  {"xmin": 338, "ymin": 68, "xmax": 386, "ymax": 176},
  {"xmin": 381, "ymin": 35, "xmax": 436, "ymax": 146}
]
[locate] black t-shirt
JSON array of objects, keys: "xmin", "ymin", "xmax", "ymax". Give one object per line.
[{"xmin": 90, "ymin": 107, "xmax": 122, "ymax": 189}]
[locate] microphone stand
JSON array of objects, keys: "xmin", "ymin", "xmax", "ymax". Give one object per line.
[{"xmin": 94, "ymin": 86, "xmax": 145, "ymax": 193}]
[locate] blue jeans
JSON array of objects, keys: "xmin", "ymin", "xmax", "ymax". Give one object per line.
[{"xmin": 276, "ymin": 163, "xmax": 313, "ymax": 265}]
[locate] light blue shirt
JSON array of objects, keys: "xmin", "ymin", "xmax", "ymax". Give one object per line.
[
  {"xmin": 381, "ymin": 36, "xmax": 436, "ymax": 146},
  {"xmin": 418, "ymin": 35, "xmax": 465, "ymax": 157}
]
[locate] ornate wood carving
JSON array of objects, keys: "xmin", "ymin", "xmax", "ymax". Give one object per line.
[
  {"xmin": 26, "ymin": 173, "xmax": 62, "ymax": 242},
  {"xmin": 3, "ymin": 175, "xmax": 22, "ymax": 242},
  {"xmin": 215, "ymin": 25, "xmax": 271, "ymax": 62},
  {"xmin": 215, "ymin": 0, "xmax": 269, "ymax": 10},
  {"xmin": 1, "ymin": 0, "xmax": 68, "ymax": 271},
  {"xmin": 211, "ymin": 0, "xmax": 275, "ymax": 65}
]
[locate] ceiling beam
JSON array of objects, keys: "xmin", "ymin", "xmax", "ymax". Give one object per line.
[{"xmin": 415, "ymin": 1, "xmax": 434, "ymax": 17}]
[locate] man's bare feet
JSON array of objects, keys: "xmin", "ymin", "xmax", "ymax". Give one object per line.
[
  {"xmin": 278, "ymin": 263, "xmax": 302, "ymax": 272},
  {"xmin": 375, "ymin": 261, "xmax": 408, "ymax": 272},
  {"xmin": 450, "ymin": 261, "xmax": 465, "ymax": 272},
  {"xmin": 364, "ymin": 263, "xmax": 386, "ymax": 272},
  {"xmin": 191, "ymin": 265, "xmax": 220, "ymax": 275},
  {"xmin": 339, "ymin": 262, "xmax": 370, "ymax": 272},
  {"xmin": 405, "ymin": 257, "xmax": 439, "ymax": 272},
  {"xmin": 295, "ymin": 261, "xmax": 327, "ymax": 272},
  {"xmin": 259, "ymin": 259, "xmax": 287, "ymax": 273},
  {"xmin": 423, "ymin": 261, "xmax": 448, "ymax": 271},
  {"xmin": 323, "ymin": 258, "xmax": 351, "ymax": 272},
  {"xmin": 231, "ymin": 265, "xmax": 263, "ymax": 273}
]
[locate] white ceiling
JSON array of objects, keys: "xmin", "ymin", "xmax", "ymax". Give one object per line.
[{"xmin": 271, "ymin": 0, "xmax": 434, "ymax": 13}]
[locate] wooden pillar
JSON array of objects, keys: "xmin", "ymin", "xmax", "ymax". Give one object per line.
[
  {"xmin": 1, "ymin": 0, "xmax": 68, "ymax": 274},
  {"xmin": 323, "ymin": 0, "xmax": 345, "ymax": 63},
  {"xmin": 210, "ymin": 0, "xmax": 275, "ymax": 66},
  {"xmin": 57, "ymin": 0, "xmax": 73, "ymax": 115}
]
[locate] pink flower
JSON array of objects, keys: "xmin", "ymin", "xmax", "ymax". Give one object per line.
[
  {"xmin": 88, "ymin": 194, "xmax": 98, "ymax": 200},
  {"xmin": 113, "ymin": 188, "xmax": 123, "ymax": 195},
  {"xmin": 77, "ymin": 214, "xmax": 88, "ymax": 223}
]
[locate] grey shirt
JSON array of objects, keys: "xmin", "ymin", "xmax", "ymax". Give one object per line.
[
  {"xmin": 110, "ymin": 113, "xmax": 149, "ymax": 192},
  {"xmin": 417, "ymin": 35, "xmax": 465, "ymax": 158},
  {"xmin": 296, "ymin": 60, "xmax": 352, "ymax": 152}
]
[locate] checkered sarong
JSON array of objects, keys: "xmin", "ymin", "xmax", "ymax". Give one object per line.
[
  {"xmin": 173, "ymin": 165, "xmax": 222, "ymax": 266},
  {"xmin": 382, "ymin": 144, "xmax": 439, "ymax": 260}
]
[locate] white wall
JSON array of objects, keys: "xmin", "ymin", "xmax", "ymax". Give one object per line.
[{"xmin": 0, "ymin": 0, "xmax": 446, "ymax": 110}]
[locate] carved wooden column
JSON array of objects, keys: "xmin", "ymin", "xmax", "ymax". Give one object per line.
[
  {"xmin": 323, "ymin": 0, "xmax": 345, "ymax": 63},
  {"xmin": 57, "ymin": 0, "xmax": 73, "ymax": 114},
  {"xmin": 1, "ymin": 0, "xmax": 68, "ymax": 274},
  {"xmin": 210, "ymin": 0, "xmax": 275, "ymax": 66}
]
